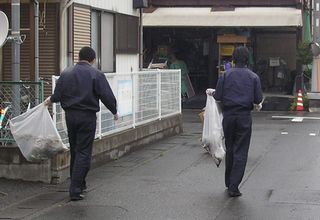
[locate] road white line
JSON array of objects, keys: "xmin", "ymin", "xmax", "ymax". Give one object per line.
[
  {"xmin": 272, "ymin": 116, "xmax": 320, "ymax": 120},
  {"xmin": 291, "ymin": 117, "xmax": 304, "ymax": 122}
]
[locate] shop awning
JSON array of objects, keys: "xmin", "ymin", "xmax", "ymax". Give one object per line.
[{"xmin": 143, "ymin": 7, "xmax": 302, "ymax": 27}]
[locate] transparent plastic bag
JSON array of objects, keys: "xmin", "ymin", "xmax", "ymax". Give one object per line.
[
  {"xmin": 9, "ymin": 103, "xmax": 68, "ymax": 162},
  {"xmin": 202, "ymin": 94, "xmax": 225, "ymax": 167}
]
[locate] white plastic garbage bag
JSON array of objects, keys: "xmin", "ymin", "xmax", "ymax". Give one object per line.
[
  {"xmin": 202, "ymin": 94, "xmax": 225, "ymax": 167},
  {"xmin": 9, "ymin": 103, "xmax": 68, "ymax": 162}
]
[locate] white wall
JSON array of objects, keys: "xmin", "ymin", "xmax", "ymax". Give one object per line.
[
  {"xmin": 116, "ymin": 54, "xmax": 139, "ymax": 73},
  {"xmin": 74, "ymin": 0, "xmax": 139, "ymax": 16},
  {"xmin": 73, "ymin": 0, "xmax": 140, "ymax": 73}
]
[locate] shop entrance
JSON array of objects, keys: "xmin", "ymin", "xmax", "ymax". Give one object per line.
[
  {"xmin": 144, "ymin": 27, "xmax": 300, "ymax": 104},
  {"xmin": 143, "ymin": 28, "xmax": 218, "ymax": 96}
]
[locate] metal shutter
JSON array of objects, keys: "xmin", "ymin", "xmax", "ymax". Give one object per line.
[
  {"xmin": 39, "ymin": 4, "xmax": 59, "ymax": 98},
  {"xmin": 73, "ymin": 6, "xmax": 91, "ymax": 63}
]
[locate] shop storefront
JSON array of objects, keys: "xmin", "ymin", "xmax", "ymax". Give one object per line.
[{"xmin": 143, "ymin": 7, "xmax": 303, "ymax": 95}]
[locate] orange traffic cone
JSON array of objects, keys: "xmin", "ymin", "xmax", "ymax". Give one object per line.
[{"xmin": 296, "ymin": 89, "xmax": 304, "ymax": 111}]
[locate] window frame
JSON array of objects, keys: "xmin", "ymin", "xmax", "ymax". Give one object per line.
[
  {"xmin": 91, "ymin": 9, "xmax": 116, "ymax": 73},
  {"xmin": 115, "ymin": 13, "xmax": 139, "ymax": 54}
]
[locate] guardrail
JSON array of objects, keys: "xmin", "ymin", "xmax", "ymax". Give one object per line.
[{"xmin": 52, "ymin": 70, "xmax": 181, "ymax": 144}]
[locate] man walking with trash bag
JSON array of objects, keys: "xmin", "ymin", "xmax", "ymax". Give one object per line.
[
  {"xmin": 45, "ymin": 47, "xmax": 118, "ymax": 201},
  {"xmin": 207, "ymin": 46, "xmax": 263, "ymax": 197}
]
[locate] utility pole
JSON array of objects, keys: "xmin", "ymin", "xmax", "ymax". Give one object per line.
[
  {"xmin": 308, "ymin": 0, "xmax": 320, "ymax": 111},
  {"xmin": 311, "ymin": 0, "xmax": 320, "ymax": 94}
]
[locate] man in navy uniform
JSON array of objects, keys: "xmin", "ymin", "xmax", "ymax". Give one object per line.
[
  {"xmin": 45, "ymin": 47, "xmax": 118, "ymax": 201},
  {"xmin": 208, "ymin": 46, "xmax": 263, "ymax": 197}
]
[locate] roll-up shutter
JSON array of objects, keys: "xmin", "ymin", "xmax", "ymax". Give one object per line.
[
  {"xmin": 73, "ymin": 6, "xmax": 91, "ymax": 63},
  {"xmin": 39, "ymin": 4, "xmax": 59, "ymax": 98},
  {"xmin": 2, "ymin": 4, "xmax": 30, "ymax": 81},
  {"xmin": 1, "ymin": 3, "xmax": 58, "ymax": 101}
]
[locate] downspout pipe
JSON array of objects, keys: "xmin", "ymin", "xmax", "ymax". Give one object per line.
[
  {"xmin": 67, "ymin": 5, "xmax": 73, "ymax": 67},
  {"xmin": 12, "ymin": 0, "xmax": 20, "ymax": 83},
  {"xmin": 34, "ymin": 0, "xmax": 39, "ymax": 82},
  {"xmin": 34, "ymin": 0, "xmax": 39, "ymax": 104},
  {"xmin": 59, "ymin": 0, "xmax": 74, "ymax": 71},
  {"xmin": 139, "ymin": 8, "xmax": 143, "ymax": 70},
  {"xmin": 12, "ymin": 0, "xmax": 20, "ymax": 116}
]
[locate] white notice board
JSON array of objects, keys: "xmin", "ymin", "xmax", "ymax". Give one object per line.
[{"xmin": 117, "ymin": 80, "xmax": 133, "ymax": 116}]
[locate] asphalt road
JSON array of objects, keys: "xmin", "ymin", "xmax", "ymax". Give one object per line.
[{"xmin": 1, "ymin": 109, "xmax": 320, "ymax": 220}]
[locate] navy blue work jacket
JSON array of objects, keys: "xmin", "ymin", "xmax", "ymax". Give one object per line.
[
  {"xmin": 213, "ymin": 64, "xmax": 263, "ymax": 115},
  {"xmin": 50, "ymin": 62, "xmax": 117, "ymax": 114}
]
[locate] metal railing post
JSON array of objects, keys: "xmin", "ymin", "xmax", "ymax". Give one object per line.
[
  {"xmin": 157, "ymin": 70, "xmax": 162, "ymax": 120},
  {"xmin": 52, "ymin": 76, "xmax": 57, "ymax": 124},
  {"xmin": 98, "ymin": 101, "xmax": 102, "ymax": 139},
  {"xmin": 40, "ymin": 80, "xmax": 44, "ymax": 102},
  {"xmin": 178, "ymin": 69, "xmax": 182, "ymax": 114},
  {"xmin": 132, "ymin": 72, "xmax": 136, "ymax": 128}
]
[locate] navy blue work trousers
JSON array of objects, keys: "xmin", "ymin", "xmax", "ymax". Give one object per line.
[
  {"xmin": 223, "ymin": 113, "xmax": 252, "ymax": 193},
  {"xmin": 65, "ymin": 109, "xmax": 96, "ymax": 196}
]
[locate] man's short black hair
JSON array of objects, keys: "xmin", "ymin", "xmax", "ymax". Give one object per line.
[
  {"xmin": 232, "ymin": 46, "xmax": 249, "ymax": 65},
  {"xmin": 79, "ymin": 47, "xmax": 96, "ymax": 62}
]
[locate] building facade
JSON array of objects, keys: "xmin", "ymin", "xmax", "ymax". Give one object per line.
[
  {"xmin": 0, "ymin": 0, "xmax": 140, "ymax": 97},
  {"xmin": 0, "ymin": 0, "xmax": 184, "ymax": 183},
  {"xmin": 143, "ymin": 0, "xmax": 305, "ymax": 94}
]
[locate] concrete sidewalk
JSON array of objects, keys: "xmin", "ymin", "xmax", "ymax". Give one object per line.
[{"xmin": 1, "ymin": 109, "xmax": 320, "ymax": 219}]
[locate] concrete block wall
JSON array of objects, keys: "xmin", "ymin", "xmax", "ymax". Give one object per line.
[
  {"xmin": 0, "ymin": 147, "xmax": 52, "ymax": 183},
  {"xmin": 0, "ymin": 114, "xmax": 182, "ymax": 184},
  {"xmin": 308, "ymin": 92, "xmax": 320, "ymax": 112}
]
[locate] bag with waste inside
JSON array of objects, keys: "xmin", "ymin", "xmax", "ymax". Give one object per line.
[
  {"xmin": 202, "ymin": 94, "xmax": 225, "ymax": 167},
  {"xmin": 9, "ymin": 103, "xmax": 68, "ymax": 162}
]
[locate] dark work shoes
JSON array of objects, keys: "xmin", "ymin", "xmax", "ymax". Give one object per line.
[
  {"xmin": 70, "ymin": 184, "xmax": 87, "ymax": 201},
  {"xmin": 70, "ymin": 194, "xmax": 85, "ymax": 201},
  {"xmin": 81, "ymin": 185, "xmax": 87, "ymax": 193},
  {"xmin": 227, "ymin": 190, "xmax": 242, "ymax": 197}
]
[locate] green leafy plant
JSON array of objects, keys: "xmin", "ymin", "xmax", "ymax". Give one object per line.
[{"xmin": 297, "ymin": 41, "xmax": 313, "ymax": 78}]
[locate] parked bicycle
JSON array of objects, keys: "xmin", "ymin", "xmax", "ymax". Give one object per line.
[{"xmin": 0, "ymin": 102, "xmax": 13, "ymax": 145}]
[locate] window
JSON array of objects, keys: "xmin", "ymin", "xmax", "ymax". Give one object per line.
[
  {"xmin": 91, "ymin": 10, "xmax": 115, "ymax": 72},
  {"xmin": 115, "ymin": 14, "xmax": 139, "ymax": 54},
  {"xmin": 91, "ymin": 11, "xmax": 100, "ymax": 69},
  {"xmin": 101, "ymin": 13, "xmax": 114, "ymax": 72}
]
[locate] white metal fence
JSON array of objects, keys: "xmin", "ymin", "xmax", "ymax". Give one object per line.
[{"xmin": 52, "ymin": 70, "xmax": 181, "ymax": 144}]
